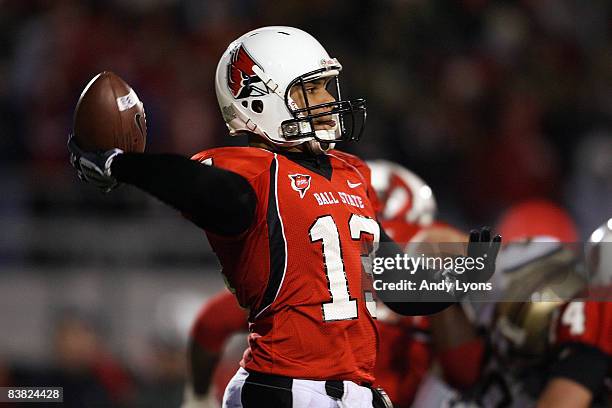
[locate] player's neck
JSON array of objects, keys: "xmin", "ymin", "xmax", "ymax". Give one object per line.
[
  {"xmin": 247, "ymin": 134, "xmax": 305, "ymax": 153},
  {"xmin": 249, "ymin": 142, "xmax": 303, "ymax": 153}
]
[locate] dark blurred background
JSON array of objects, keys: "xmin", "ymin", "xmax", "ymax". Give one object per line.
[{"xmin": 0, "ymin": 0, "xmax": 611, "ymax": 406}]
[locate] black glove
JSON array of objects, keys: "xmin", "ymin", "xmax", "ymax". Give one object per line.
[
  {"xmin": 437, "ymin": 226, "xmax": 501, "ymax": 281},
  {"xmin": 467, "ymin": 226, "xmax": 502, "ymax": 281},
  {"xmin": 436, "ymin": 226, "xmax": 501, "ymax": 299},
  {"xmin": 68, "ymin": 134, "xmax": 123, "ymax": 193},
  {"xmin": 455, "ymin": 226, "xmax": 502, "ymax": 283}
]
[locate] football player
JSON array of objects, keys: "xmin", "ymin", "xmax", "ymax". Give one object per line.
[
  {"xmin": 183, "ymin": 162, "xmax": 440, "ymax": 407},
  {"xmin": 68, "ymin": 26, "xmax": 500, "ymax": 407},
  {"xmin": 417, "ymin": 201, "xmax": 612, "ymax": 407},
  {"xmin": 182, "ymin": 290, "xmax": 246, "ymax": 408},
  {"xmin": 538, "ymin": 218, "xmax": 612, "ymax": 408}
]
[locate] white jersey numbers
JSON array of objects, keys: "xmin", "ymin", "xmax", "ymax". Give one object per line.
[
  {"xmin": 349, "ymin": 214, "xmax": 380, "ymax": 318},
  {"xmin": 561, "ymin": 301, "xmax": 586, "ymax": 335},
  {"xmin": 309, "ymin": 214, "xmax": 380, "ymax": 322}
]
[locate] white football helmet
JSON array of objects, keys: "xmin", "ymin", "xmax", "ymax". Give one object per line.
[
  {"xmin": 366, "ymin": 160, "xmax": 436, "ymax": 225},
  {"xmin": 215, "ymin": 26, "xmax": 366, "ymax": 152},
  {"xmin": 586, "ymin": 218, "xmax": 612, "ymax": 286}
]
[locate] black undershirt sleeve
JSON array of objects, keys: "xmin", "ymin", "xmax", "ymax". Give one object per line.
[
  {"xmin": 111, "ymin": 153, "xmax": 257, "ymax": 236},
  {"xmin": 377, "ymin": 226, "xmax": 455, "ymax": 316},
  {"xmin": 547, "ymin": 342, "xmax": 610, "ymax": 396}
]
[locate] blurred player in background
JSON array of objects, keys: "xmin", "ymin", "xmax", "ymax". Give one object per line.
[
  {"xmin": 366, "ymin": 160, "xmax": 436, "ymax": 243},
  {"xmin": 69, "ymin": 26, "xmax": 501, "ymax": 407},
  {"xmin": 414, "ymin": 200, "xmax": 604, "ymax": 407},
  {"xmin": 370, "ymin": 160, "xmax": 478, "ymax": 407},
  {"xmin": 538, "ymin": 218, "xmax": 612, "ymax": 408},
  {"xmin": 183, "ymin": 290, "xmax": 246, "ymax": 408}
]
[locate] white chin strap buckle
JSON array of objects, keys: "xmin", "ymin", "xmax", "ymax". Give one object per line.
[{"xmin": 314, "ymin": 129, "xmax": 336, "ymax": 141}]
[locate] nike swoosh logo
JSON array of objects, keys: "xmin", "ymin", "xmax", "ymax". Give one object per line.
[{"xmin": 347, "ymin": 180, "xmax": 362, "ymax": 188}]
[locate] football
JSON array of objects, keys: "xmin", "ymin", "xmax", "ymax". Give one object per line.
[{"xmin": 73, "ymin": 71, "xmax": 146, "ymax": 152}]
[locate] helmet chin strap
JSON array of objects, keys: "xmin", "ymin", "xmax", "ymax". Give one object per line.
[
  {"xmin": 314, "ymin": 128, "xmax": 336, "ymax": 140},
  {"xmin": 305, "ymin": 139, "xmax": 335, "ymax": 155},
  {"xmin": 306, "ymin": 124, "xmax": 339, "ymax": 154}
]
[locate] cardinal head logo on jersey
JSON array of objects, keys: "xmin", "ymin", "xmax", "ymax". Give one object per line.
[
  {"xmin": 289, "ymin": 174, "xmax": 311, "ymax": 198},
  {"xmin": 228, "ymin": 45, "xmax": 269, "ymax": 99}
]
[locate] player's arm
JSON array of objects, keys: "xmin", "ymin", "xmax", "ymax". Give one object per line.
[
  {"xmin": 395, "ymin": 323, "xmax": 434, "ymax": 404},
  {"xmin": 429, "ymin": 304, "xmax": 485, "ymax": 389},
  {"xmin": 377, "ymin": 227, "xmax": 501, "ymax": 316},
  {"xmin": 377, "ymin": 227, "xmax": 453, "ymax": 315},
  {"xmin": 537, "ymin": 378, "xmax": 593, "ymax": 408},
  {"xmin": 68, "ymin": 140, "xmax": 256, "ymax": 236},
  {"xmin": 539, "ymin": 300, "xmax": 611, "ymax": 408},
  {"xmin": 405, "ymin": 222, "xmax": 485, "ymax": 386},
  {"xmin": 112, "ymin": 153, "xmax": 256, "ymax": 235},
  {"xmin": 430, "ymin": 303, "xmax": 478, "ymax": 350},
  {"xmin": 537, "ymin": 343, "xmax": 609, "ymax": 408}
]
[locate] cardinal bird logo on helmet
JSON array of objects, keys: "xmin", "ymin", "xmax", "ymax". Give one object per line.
[{"xmin": 227, "ymin": 45, "xmax": 269, "ymax": 99}]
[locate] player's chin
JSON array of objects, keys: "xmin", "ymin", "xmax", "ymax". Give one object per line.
[{"xmin": 313, "ymin": 122, "xmax": 336, "ymax": 131}]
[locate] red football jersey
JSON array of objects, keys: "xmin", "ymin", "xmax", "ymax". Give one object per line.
[
  {"xmin": 190, "ymin": 290, "xmax": 248, "ymax": 402},
  {"xmin": 553, "ymin": 298, "xmax": 612, "ymax": 355},
  {"xmin": 551, "ymin": 294, "xmax": 612, "ymax": 399},
  {"xmin": 192, "ymin": 290, "xmax": 434, "ymax": 406},
  {"xmin": 191, "ymin": 290, "xmax": 247, "ymax": 353},
  {"xmin": 191, "ymin": 147, "xmax": 381, "ymax": 384},
  {"xmin": 374, "ymin": 311, "xmax": 432, "ymax": 407}
]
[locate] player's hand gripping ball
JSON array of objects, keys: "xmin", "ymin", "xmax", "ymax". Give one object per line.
[{"xmin": 68, "ymin": 72, "xmax": 146, "ymax": 192}]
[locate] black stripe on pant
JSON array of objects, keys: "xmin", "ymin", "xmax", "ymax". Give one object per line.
[
  {"xmin": 240, "ymin": 371, "xmax": 347, "ymax": 407},
  {"xmin": 241, "ymin": 371, "xmax": 293, "ymax": 407}
]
